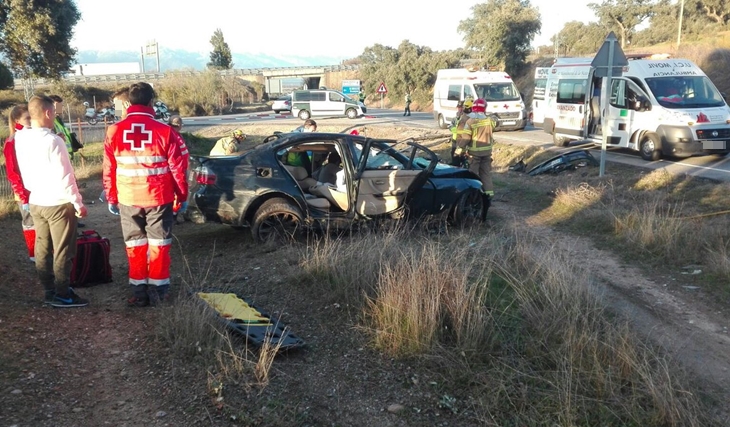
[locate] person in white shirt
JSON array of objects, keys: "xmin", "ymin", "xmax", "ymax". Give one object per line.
[{"xmin": 15, "ymin": 95, "xmax": 89, "ymax": 308}]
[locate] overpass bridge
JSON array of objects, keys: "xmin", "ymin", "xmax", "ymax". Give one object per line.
[{"xmin": 15, "ymin": 64, "xmax": 359, "ymax": 93}]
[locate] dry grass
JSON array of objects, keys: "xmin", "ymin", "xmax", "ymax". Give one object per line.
[{"xmin": 296, "ymin": 225, "xmax": 711, "ymax": 425}]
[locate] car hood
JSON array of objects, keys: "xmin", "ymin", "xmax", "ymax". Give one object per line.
[{"xmin": 429, "ymin": 163, "xmax": 479, "ymax": 179}]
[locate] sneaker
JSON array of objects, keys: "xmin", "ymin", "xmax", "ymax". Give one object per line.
[
  {"xmin": 51, "ymin": 289, "xmax": 89, "ymax": 308},
  {"xmin": 29, "ymin": 257, "xmax": 36, "ymax": 263},
  {"xmin": 43, "ymin": 290, "xmax": 55, "ymax": 305},
  {"xmin": 127, "ymin": 295, "xmax": 150, "ymax": 308}
]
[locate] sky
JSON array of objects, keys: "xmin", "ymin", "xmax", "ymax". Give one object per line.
[{"xmin": 71, "ymin": 0, "xmax": 596, "ymax": 59}]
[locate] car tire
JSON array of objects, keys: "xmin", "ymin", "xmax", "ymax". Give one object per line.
[
  {"xmin": 251, "ymin": 198, "xmax": 304, "ymax": 243},
  {"xmin": 298, "ymin": 110, "xmax": 311, "ymax": 120},
  {"xmin": 449, "ymin": 189, "xmax": 485, "ymax": 227},
  {"xmin": 438, "ymin": 114, "xmax": 448, "ymax": 129},
  {"xmin": 346, "ymin": 108, "xmax": 358, "ymax": 119},
  {"xmin": 274, "ymin": 110, "xmax": 280, "ymax": 114},
  {"xmin": 640, "ymin": 133, "xmax": 662, "ymax": 161}
]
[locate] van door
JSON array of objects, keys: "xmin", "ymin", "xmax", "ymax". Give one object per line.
[
  {"xmin": 326, "ymin": 91, "xmax": 347, "ymax": 116},
  {"xmin": 308, "ymin": 91, "xmax": 330, "ymax": 116},
  {"xmin": 604, "ymin": 78, "xmax": 648, "ymax": 148},
  {"xmin": 552, "ymin": 78, "xmax": 589, "ymax": 144}
]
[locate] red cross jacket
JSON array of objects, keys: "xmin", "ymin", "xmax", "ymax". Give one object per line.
[
  {"xmin": 102, "ymin": 105, "xmax": 188, "ymax": 208},
  {"xmin": 3, "ymin": 136, "xmax": 30, "ymax": 204}
]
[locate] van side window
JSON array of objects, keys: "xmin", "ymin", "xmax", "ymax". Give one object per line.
[
  {"xmin": 447, "ymin": 85, "xmax": 461, "ymax": 101},
  {"xmin": 464, "ymin": 86, "xmax": 475, "ymax": 100},
  {"xmin": 329, "ymin": 92, "xmax": 344, "ymax": 102},
  {"xmin": 556, "ymin": 79, "xmax": 586, "ymax": 104},
  {"xmin": 313, "ymin": 92, "xmax": 326, "ymax": 102},
  {"xmin": 609, "ymin": 80, "xmax": 628, "ymax": 109},
  {"xmin": 295, "ymin": 92, "xmax": 311, "ymax": 102}
]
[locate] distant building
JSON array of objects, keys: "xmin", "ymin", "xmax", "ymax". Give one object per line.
[{"xmin": 69, "ymin": 62, "xmax": 141, "ymax": 76}]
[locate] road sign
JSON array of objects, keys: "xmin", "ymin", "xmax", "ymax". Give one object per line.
[
  {"xmin": 591, "ymin": 31, "xmax": 628, "ymax": 78},
  {"xmin": 376, "ymin": 82, "xmax": 387, "ymax": 94},
  {"xmin": 342, "ymin": 79, "xmax": 360, "ymax": 95}
]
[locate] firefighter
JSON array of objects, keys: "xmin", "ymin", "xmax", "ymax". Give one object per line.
[
  {"xmin": 450, "ymin": 98, "xmax": 473, "ymax": 167},
  {"xmin": 455, "ymin": 98, "xmax": 496, "ymax": 199},
  {"xmin": 210, "ymin": 129, "xmax": 246, "ymax": 156},
  {"xmin": 103, "ymin": 82, "xmax": 188, "ymax": 307}
]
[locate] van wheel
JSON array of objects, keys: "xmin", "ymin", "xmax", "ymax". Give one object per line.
[
  {"xmin": 346, "ymin": 108, "xmax": 358, "ymax": 119},
  {"xmin": 251, "ymin": 198, "xmax": 303, "ymax": 243},
  {"xmin": 298, "ymin": 110, "xmax": 311, "ymax": 120},
  {"xmin": 640, "ymin": 134, "xmax": 662, "ymax": 161},
  {"xmin": 438, "ymin": 114, "xmax": 448, "ymax": 129},
  {"xmin": 553, "ymin": 132, "xmax": 570, "ymax": 147}
]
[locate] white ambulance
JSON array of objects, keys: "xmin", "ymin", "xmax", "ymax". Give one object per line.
[
  {"xmin": 530, "ymin": 67, "xmax": 550, "ymax": 127},
  {"xmin": 541, "ymin": 54, "xmax": 730, "ymax": 160},
  {"xmin": 433, "ymin": 68, "xmax": 527, "ymax": 131}
]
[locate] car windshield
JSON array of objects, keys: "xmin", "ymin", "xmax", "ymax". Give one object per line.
[
  {"xmin": 645, "ymin": 76, "xmax": 725, "ymax": 109},
  {"xmin": 474, "ymin": 82, "xmax": 521, "ymax": 102},
  {"xmin": 354, "ymin": 141, "xmax": 408, "ymax": 170}
]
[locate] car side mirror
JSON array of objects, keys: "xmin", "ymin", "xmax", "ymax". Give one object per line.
[
  {"xmin": 638, "ymin": 99, "xmax": 651, "ymax": 112},
  {"xmin": 722, "ymin": 92, "xmax": 728, "ymax": 102}
]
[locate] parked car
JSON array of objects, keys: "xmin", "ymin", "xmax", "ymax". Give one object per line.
[
  {"xmin": 271, "ymin": 95, "xmax": 291, "ymax": 113},
  {"xmin": 185, "ymin": 132, "xmax": 488, "ymax": 241}
]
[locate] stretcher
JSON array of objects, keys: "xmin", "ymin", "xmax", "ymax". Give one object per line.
[{"xmin": 197, "ymin": 292, "xmax": 305, "ymax": 351}]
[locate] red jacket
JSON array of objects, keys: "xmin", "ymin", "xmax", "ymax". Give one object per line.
[
  {"xmin": 102, "ymin": 105, "xmax": 188, "ymax": 207},
  {"xmin": 3, "ymin": 136, "xmax": 30, "ymax": 204}
]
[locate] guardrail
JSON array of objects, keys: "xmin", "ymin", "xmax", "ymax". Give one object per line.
[{"xmin": 15, "ymin": 64, "xmax": 359, "ymax": 87}]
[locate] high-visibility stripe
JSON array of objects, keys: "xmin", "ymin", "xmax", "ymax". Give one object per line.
[
  {"xmin": 148, "ymin": 238, "xmax": 172, "ymax": 247},
  {"xmin": 125, "ymin": 238, "xmax": 148, "ymax": 247},
  {"xmin": 116, "ymin": 156, "xmax": 167, "ymax": 164},
  {"xmin": 181, "ymin": 148, "xmax": 189, "ymax": 156},
  {"xmin": 129, "ymin": 278, "xmax": 147, "ymax": 285},
  {"xmin": 148, "ymin": 278, "xmax": 171, "ymax": 286},
  {"xmin": 116, "ymin": 166, "xmax": 170, "ymax": 177}
]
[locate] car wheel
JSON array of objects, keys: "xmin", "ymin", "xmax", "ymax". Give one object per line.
[
  {"xmin": 251, "ymin": 198, "xmax": 304, "ymax": 243},
  {"xmin": 553, "ymin": 132, "xmax": 570, "ymax": 147},
  {"xmin": 274, "ymin": 109, "xmax": 280, "ymax": 114},
  {"xmin": 346, "ymin": 108, "xmax": 358, "ymax": 119},
  {"xmin": 450, "ymin": 189, "xmax": 485, "ymax": 227},
  {"xmin": 640, "ymin": 133, "xmax": 662, "ymax": 161},
  {"xmin": 298, "ymin": 110, "xmax": 311, "ymax": 120},
  {"xmin": 438, "ymin": 114, "xmax": 448, "ymax": 129}
]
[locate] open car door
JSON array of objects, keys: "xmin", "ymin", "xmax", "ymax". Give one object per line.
[{"xmin": 354, "ymin": 139, "xmax": 437, "ymax": 216}]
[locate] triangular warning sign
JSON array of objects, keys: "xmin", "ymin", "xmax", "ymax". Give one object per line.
[{"xmin": 376, "ymin": 82, "xmax": 388, "ymax": 94}]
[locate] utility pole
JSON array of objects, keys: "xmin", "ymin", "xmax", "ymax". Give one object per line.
[{"xmin": 677, "ymin": 0, "xmax": 685, "ymax": 50}]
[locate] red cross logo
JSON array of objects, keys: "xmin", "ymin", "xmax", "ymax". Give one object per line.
[
  {"xmin": 503, "ymin": 104, "xmax": 509, "ymax": 110},
  {"xmin": 123, "ymin": 123, "xmax": 152, "ymax": 151}
]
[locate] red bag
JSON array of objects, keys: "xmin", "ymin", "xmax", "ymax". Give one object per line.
[{"xmin": 70, "ymin": 230, "xmax": 113, "ymax": 287}]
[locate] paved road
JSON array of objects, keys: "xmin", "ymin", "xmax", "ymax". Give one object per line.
[{"xmin": 89, "ymin": 107, "xmax": 730, "ymax": 182}]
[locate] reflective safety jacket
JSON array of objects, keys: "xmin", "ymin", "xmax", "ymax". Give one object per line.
[
  {"xmin": 456, "ymin": 112, "xmax": 497, "ymax": 153},
  {"xmin": 102, "ymin": 105, "xmax": 188, "ymax": 207}
]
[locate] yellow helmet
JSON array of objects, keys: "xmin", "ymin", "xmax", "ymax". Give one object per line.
[
  {"xmin": 463, "ymin": 98, "xmax": 474, "ymax": 109},
  {"xmin": 232, "ymin": 129, "xmax": 245, "ymax": 139}
]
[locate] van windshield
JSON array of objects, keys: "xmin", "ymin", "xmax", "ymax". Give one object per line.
[
  {"xmin": 645, "ymin": 76, "xmax": 725, "ymax": 109},
  {"xmin": 474, "ymin": 83, "xmax": 521, "ymax": 102}
]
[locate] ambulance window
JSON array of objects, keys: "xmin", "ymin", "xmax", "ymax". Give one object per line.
[
  {"xmin": 464, "ymin": 86, "xmax": 475, "ymax": 100},
  {"xmin": 447, "ymin": 85, "xmax": 461, "ymax": 101},
  {"xmin": 556, "ymin": 79, "xmax": 586, "ymax": 104},
  {"xmin": 610, "ymin": 80, "xmax": 628, "ymax": 109}
]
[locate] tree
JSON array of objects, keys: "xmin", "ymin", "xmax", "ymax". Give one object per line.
[
  {"xmin": 588, "ymin": 0, "xmax": 655, "ymax": 48},
  {"xmin": 0, "ymin": 0, "xmax": 80, "ymax": 99},
  {"xmin": 0, "ymin": 62, "xmax": 13, "ymax": 90},
  {"xmin": 553, "ymin": 21, "xmax": 607, "ymax": 56},
  {"xmin": 208, "ymin": 29, "xmax": 233, "ymax": 70},
  {"xmin": 458, "ymin": 0, "xmax": 541, "ymax": 76},
  {"xmin": 697, "ymin": 0, "xmax": 730, "ymax": 24}
]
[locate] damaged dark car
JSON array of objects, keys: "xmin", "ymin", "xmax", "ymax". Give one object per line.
[{"xmin": 185, "ymin": 132, "xmax": 489, "ymax": 241}]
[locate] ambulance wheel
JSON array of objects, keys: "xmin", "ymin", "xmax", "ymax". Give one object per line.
[
  {"xmin": 252, "ymin": 198, "xmax": 303, "ymax": 243},
  {"xmin": 438, "ymin": 114, "xmax": 448, "ymax": 129},
  {"xmin": 298, "ymin": 109, "xmax": 311, "ymax": 120},
  {"xmin": 553, "ymin": 133, "xmax": 569, "ymax": 147},
  {"xmin": 640, "ymin": 134, "xmax": 662, "ymax": 161}
]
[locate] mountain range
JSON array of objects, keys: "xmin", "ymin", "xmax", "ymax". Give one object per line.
[{"xmin": 75, "ymin": 46, "xmax": 353, "ymax": 71}]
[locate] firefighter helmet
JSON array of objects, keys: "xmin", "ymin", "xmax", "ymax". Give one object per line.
[
  {"xmin": 463, "ymin": 98, "xmax": 474, "ymax": 109},
  {"xmin": 472, "ymin": 98, "xmax": 487, "ymax": 113},
  {"xmin": 232, "ymin": 129, "xmax": 245, "ymax": 139}
]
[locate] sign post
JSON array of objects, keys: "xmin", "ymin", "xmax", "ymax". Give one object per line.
[
  {"xmin": 591, "ymin": 32, "xmax": 628, "ymax": 177},
  {"xmin": 376, "ymin": 82, "xmax": 388, "ymax": 109}
]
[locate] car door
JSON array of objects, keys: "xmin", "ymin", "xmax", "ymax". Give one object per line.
[
  {"xmin": 605, "ymin": 78, "xmax": 647, "ymax": 146},
  {"xmin": 327, "ymin": 91, "xmax": 347, "ymax": 116},
  {"xmin": 353, "ymin": 139, "xmax": 437, "ymax": 216}
]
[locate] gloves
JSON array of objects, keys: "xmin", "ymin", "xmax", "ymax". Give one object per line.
[
  {"xmin": 21, "ymin": 203, "xmax": 30, "ymax": 212},
  {"xmin": 177, "ymin": 201, "xmax": 188, "ymax": 214},
  {"xmin": 108, "ymin": 203, "xmax": 120, "ymax": 216},
  {"xmin": 454, "ymin": 147, "xmax": 464, "ymax": 156}
]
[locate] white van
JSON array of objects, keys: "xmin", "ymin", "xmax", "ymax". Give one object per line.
[
  {"xmin": 541, "ymin": 55, "xmax": 730, "ymax": 160},
  {"xmin": 530, "ymin": 67, "xmax": 550, "ymax": 127},
  {"xmin": 291, "ymin": 89, "xmax": 364, "ymax": 120},
  {"xmin": 433, "ymin": 68, "xmax": 527, "ymax": 131}
]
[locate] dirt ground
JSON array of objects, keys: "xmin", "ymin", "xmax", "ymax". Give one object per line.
[{"xmin": 1, "ymin": 124, "xmax": 730, "ymax": 426}]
